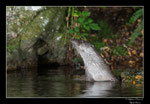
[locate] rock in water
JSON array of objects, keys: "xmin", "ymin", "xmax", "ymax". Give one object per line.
[{"xmin": 71, "ymin": 39, "xmax": 117, "ymax": 81}]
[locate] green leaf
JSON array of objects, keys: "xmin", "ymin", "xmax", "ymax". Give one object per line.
[
  {"xmin": 75, "ymin": 27, "xmax": 80, "ymax": 32},
  {"xmin": 82, "ymin": 33, "xmax": 88, "ymax": 37},
  {"xmin": 90, "ymin": 23, "xmax": 100, "ymax": 30},
  {"xmin": 74, "ymin": 9, "xmax": 81, "ymax": 15},
  {"xmin": 83, "ymin": 25, "xmax": 90, "ymax": 31},
  {"xmin": 93, "ymin": 42, "xmax": 106, "ymax": 52},
  {"xmin": 87, "ymin": 18, "xmax": 93, "ymax": 23},
  {"xmin": 76, "ymin": 33, "xmax": 80, "ymax": 36},
  {"xmin": 81, "ymin": 35, "xmax": 86, "ymax": 39},
  {"xmin": 69, "ymin": 29, "xmax": 75, "ymax": 34},
  {"xmin": 72, "ymin": 12, "xmax": 79, "ymax": 17},
  {"xmin": 112, "ymin": 46, "xmax": 128, "ymax": 56},
  {"xmin": 128, "ymin": 19, "xmax": 143, "ymax": 45},
  {"xmin": 128, "ymin": 8, "xmax": 143, "ymax": 24},
  {"xmin": 76, "ymin": 36, "xmax": 80, "ymax": 40},
  {"xmin": 79, "ymin": 17, "xmax": 85, "ymax": 24},
  {"xmin": 74, "ymin": 20, "xmax": 78, "ymax": 23},
  {"xmin": 81, "ymin": 11, "xmax": 91, "ymax": 17}
]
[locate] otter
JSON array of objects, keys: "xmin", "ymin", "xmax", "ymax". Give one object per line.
[{"xmin": 71, "ymin": 39, "xmax": 117, "ymax": 82}]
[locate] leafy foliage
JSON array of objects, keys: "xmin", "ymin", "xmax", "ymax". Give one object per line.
[
  {"xmin": 111, "ymin": 46, "xmax": 128, "ymax": 56},
  {"xmin": 128, "ymin": 19, "xmax": 143, "ymax": 44},
  {"xmin": 127, "ymin": 8, "xmax": 144, "ymax": 44},
  {"xmin": 127, "ymin": 8, "xmax": 143, "ymax": 25},
  {"xmin": 68, "ymin": 8, "xmax": 100, "ymax": 40},
  {"xmin": 93, "ymin": 42, "xmax": 106, "ymax": 52},
  {"xmin": 97, "ymin": 20, "xmax": 117, "ymax": 39}
]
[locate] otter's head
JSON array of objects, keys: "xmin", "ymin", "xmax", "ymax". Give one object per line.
[
  {"xmin": 71, "ymin": 39, "xmax": 95, "ymax": 53},
  {"xmin": 71, "ymin": 39, "xmax": 89, "ymax": 46}
]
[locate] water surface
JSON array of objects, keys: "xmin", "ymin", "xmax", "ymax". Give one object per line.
[{"xmin": 7, "ymin": 66, "xmax": 143, "ymax": 97}]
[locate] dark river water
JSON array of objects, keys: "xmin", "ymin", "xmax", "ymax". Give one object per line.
[{"xmin": 7, "ymin": 66, "xmax": 143, "ymax": 98}]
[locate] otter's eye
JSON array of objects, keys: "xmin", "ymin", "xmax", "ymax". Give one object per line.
[{"xmin": 81, "ymin": 49, "xmax": 84, "ymax": 52}]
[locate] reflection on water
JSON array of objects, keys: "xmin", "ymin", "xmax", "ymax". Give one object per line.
[
  {"xmin": 79, "ymin": 82, "xmax": 116, "ymax": 97},
  {"xmin": 7, "ymin": 66, "xmax": 143, "ymax": 97}
]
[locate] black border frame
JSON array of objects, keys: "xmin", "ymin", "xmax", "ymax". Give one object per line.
[{"xmin": 1, "ymin": 0, "xmax": 146, "ymax": 104}]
